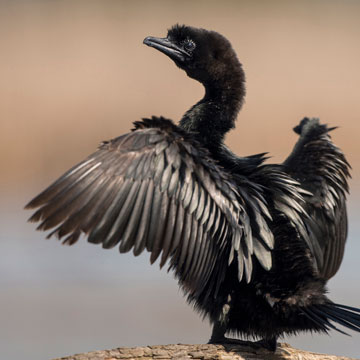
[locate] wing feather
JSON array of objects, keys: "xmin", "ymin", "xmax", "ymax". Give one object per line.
[
  {"xmin": 119, "ymin": 180, "xmax": 148, "ymax": 253},
  {"xmin": 133, "ymin": 180, "xmax": 154, "ymax": 256}
]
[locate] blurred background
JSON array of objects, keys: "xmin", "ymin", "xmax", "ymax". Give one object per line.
[{"xmin": 1, "ymin": 0, "xmax": 360, "ymax": 359}]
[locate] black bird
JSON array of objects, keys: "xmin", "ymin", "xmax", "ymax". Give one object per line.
[{"xmin": 26, "ymin": 25, "xmax": 357, "ymax": 351}]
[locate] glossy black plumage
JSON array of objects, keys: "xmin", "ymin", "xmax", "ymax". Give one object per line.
[{"xmin": 26, "ymin": 25, "xmax": 356, "ymax": 351}]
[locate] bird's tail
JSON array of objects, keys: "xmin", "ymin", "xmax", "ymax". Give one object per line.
[{"xmin": 302, "ymin": 302, "xmax": 360, "ymax": 335}]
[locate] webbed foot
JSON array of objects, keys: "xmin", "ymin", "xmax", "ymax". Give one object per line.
[
  {"xmin": 208, "ymin": 336, "xmax": 249, "ymax": 346},
  {"xmin": 254, "ymin": 337, "xmax": 277, "ymax": 351},
  {"xmin": 208, "ymin": 336, "xmax": 277, "ymax": 352}
]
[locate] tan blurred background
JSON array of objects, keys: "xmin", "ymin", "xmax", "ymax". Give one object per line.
[{"xmin": 1, "ymin": 1, "xmax": 359, "ymax": 359}]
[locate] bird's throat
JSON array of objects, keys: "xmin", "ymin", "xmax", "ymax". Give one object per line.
[{"xmin": 179, "ymin": 69, "xmax": 245, "ymax": 147}]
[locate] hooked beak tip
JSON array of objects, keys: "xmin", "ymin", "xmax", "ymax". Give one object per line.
[{"xmin": 143, "ymin": 36, "xmax": 153, "ymax": 46}]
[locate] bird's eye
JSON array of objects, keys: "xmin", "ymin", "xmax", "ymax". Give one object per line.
[{"xmin": 184, "ymin": 40, "xmax": 196, "ymax": 52}]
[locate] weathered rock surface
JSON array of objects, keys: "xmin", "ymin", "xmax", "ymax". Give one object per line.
[{"xmin": 53, "ymin": 343, "xmax": 359, "ymax": 360}]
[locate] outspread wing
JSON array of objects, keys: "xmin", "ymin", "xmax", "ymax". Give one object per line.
[
  {"xmin": 283, "ymin": 118, "xmax": 351, "ymax": 279},
  {"xmin": 26, "ymin": 117, "xmax": 274, "ymax": 297}
]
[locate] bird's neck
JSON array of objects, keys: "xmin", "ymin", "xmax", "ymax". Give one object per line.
[{"xmin": 179, "ymin": 67, "xmax": 245, "ymax": 147}]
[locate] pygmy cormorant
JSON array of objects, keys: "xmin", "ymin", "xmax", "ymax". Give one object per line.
[{"xmin": 26, "ymin": 25, "xmax": 357, "ymax": 351}]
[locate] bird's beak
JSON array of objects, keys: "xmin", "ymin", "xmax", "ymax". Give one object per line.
[{"xmin": 143, "ymin": 36, "xmax": 190, "ymax": 62}]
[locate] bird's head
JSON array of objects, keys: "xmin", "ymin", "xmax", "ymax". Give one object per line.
[{"xmin": 143, "ymin": 24, "xmax": 241, "ymax": 85}]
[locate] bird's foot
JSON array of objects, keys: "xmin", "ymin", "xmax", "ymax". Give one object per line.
[
  {"xmin": 208, "ymin": 336, "xmax": 277, "ymax": 352},
  {"xmin": 253, "ymin": 337, "xmax": 277, "ymax": 352},
  {"xmin": 208, "ymin": 336, "xmax": 249, "ymax": 346}
]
